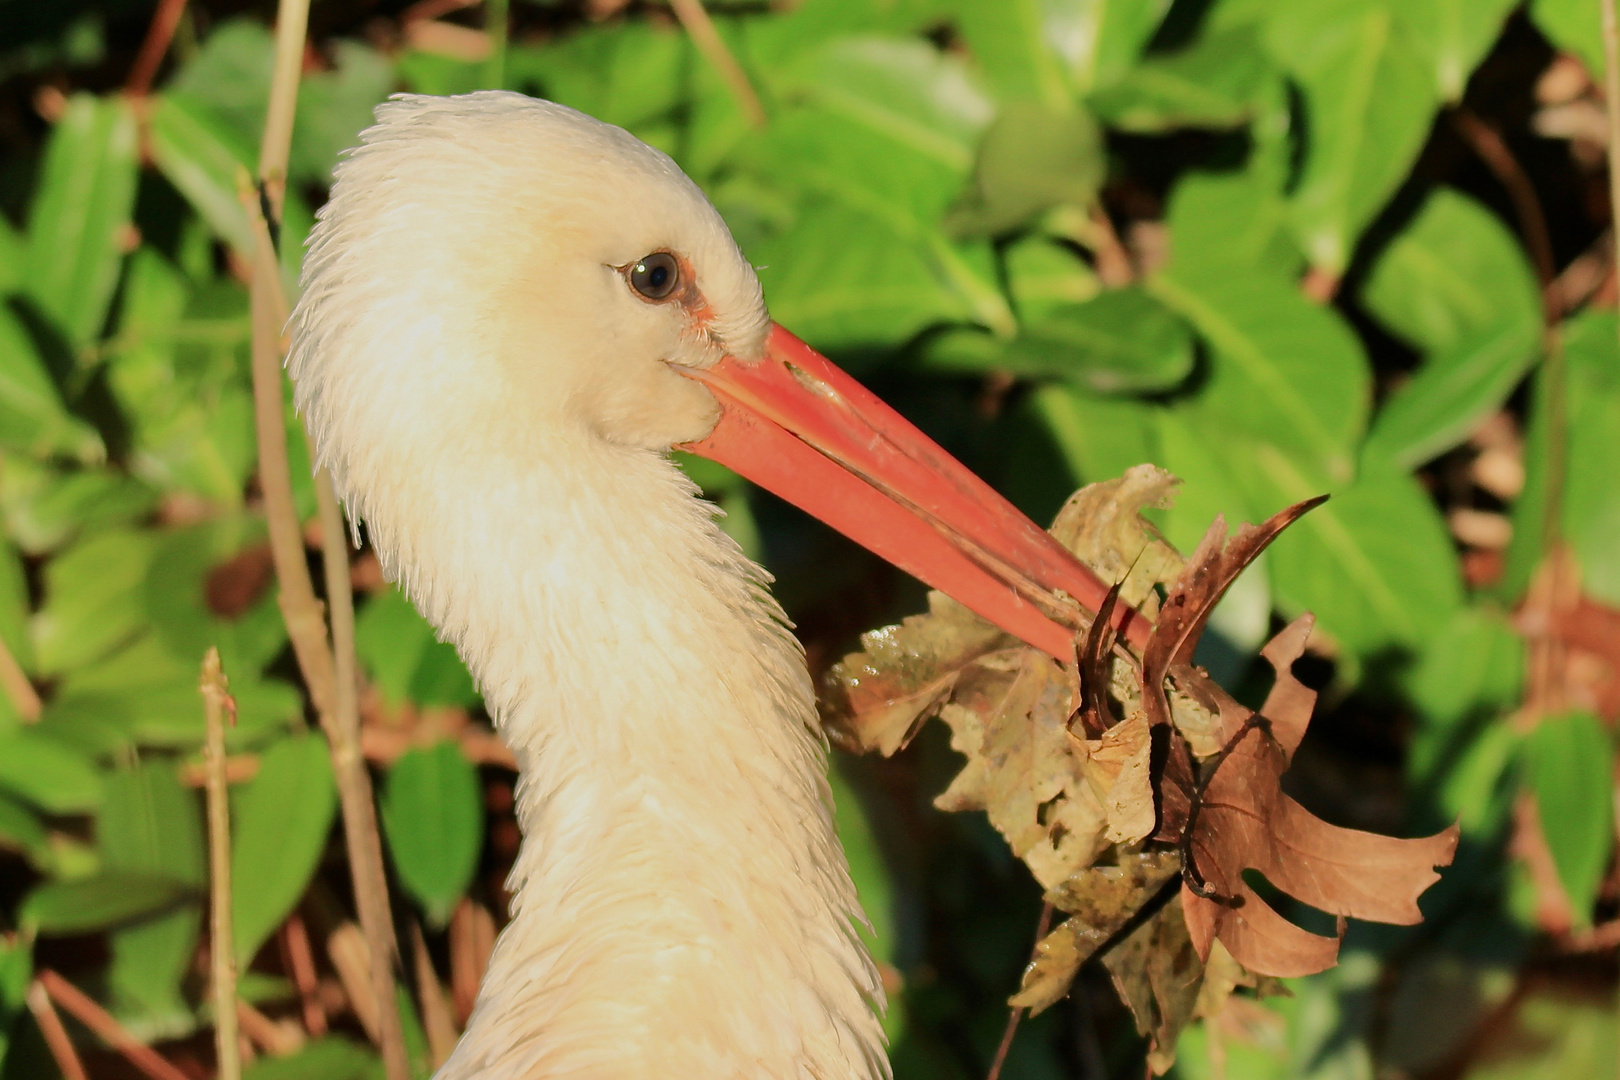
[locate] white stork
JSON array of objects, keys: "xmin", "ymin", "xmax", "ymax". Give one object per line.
[{"xmin": 287, "ymin": 91, "xmax": 1126, "ymax": 1080}]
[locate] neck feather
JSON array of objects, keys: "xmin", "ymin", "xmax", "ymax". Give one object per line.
[{"xmin": 360, "ymin": 434, "xmax": 886, "ymax": 1080}]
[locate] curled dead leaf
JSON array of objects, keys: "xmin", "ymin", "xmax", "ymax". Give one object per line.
[{"xmin": 1179, "ymin": 616, "xmax": 1460, "ymax": 977}]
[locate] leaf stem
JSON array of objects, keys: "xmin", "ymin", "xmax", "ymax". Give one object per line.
[
  {"xmin": 126, "ymin": 0, "xmax": 190, "ymax": 99},
  {"xmin": 38, "ymin": 970, "xmax": 190, "ymax": 1080},
  {"xmin": 25, "ymin": 980, "xmax": 87, "ymax": 1080},
  {"xmin": 201, "ymin": 648, "xmax": 242, "ymax": 1080},
  {"xmin": 484, "ymin": 0, "xmax": 510, "ymax": 89},
  {"xmin": 668, "ymin": 0, "xmax": 767, "ymax": 129}
]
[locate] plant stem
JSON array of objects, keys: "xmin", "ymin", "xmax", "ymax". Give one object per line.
[
  {"xmin": 201, "ymin": 648, "xmax": 242, "ymax": 1080},
  {"xmin": 38, "ymin": 970, "xmax": 190, "ymax": 1080},
  {"xmin": 1604, "ymin": 0, "xmax": 1620, "ymax": 351},
  {"xmin": 668, "ymin": 0, "xmax": 766, "ymax": 128},
  {"xmin": 246, "ymin": 0, "xmax": 410, "ymax": 1076},
  {"xmin": 986, "ymin": 901, "xmax": 1056, "ymax": 1080},
  {"xmin": 126, "ymin": 0, "xmax": 190, "ymax": 98},
  {"xmin": 26, "ymin": 980, "xmax": 87, "ymax": 1080}
]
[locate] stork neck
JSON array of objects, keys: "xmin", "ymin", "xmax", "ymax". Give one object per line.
[{"xmin": 370, "ymin": 438, "xmax": 886, "ymax": 1080}]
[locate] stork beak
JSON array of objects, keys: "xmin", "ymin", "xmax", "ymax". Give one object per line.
[{"xmin": 678, "ymin": 324, "xmax": 1148, "ymax": 659}]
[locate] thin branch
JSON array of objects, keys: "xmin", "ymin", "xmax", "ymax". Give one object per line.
[
  {"xmin": 316, "ymin": 464, "xmax": 407, "ymax": 1072},
  {"xmin": 202, "ymin": 649, "xmax": 242, "ymax": 1080},
  {"xmin": 0, "ymin": 636, "xmax": 40, "ymax": 722},
  {"xmin": 281, "ymin": 914, "xmax": 329, "ymax": 1036},
  {"xmin": 38, "ymin": 970, "xmax": 190, "ymax": 1080},
  {"xmin": 1604, "ymin": 0, "xmax": 1620, "ymax": 352},
  {"xmin": 126, "ymin": 0, "xmax": 190, "ymax": 98},
  {"xmin": 986, "ymin": 901, "xmax": 1056, "ymax": 1080},
  {"xmin": 26, "ymin": 980, "xmax": 87, "ymax": 1080},
  {"xmin": 1451, "ymin": 109, "xmax": 1558, "ymax": 304},
  {"xmin": 411, "ymin": 920, "xmax": 460, "ymax": 1067},
  {"xmin": 246, "ymin": 0, "xmax": 409, "ymax": 1074},
  {"xmin": 668, "ymin": 0, "xmax": 766, "ymax": 128}
]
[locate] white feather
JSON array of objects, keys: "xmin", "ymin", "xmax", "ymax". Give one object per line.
[{"xmin": 287, "ymin": 91, "xmax": 887, "ymax": 1080}]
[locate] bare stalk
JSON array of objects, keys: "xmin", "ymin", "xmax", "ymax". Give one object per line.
[
  {"xmin": 668, "ymin": 0, "xmax": 766, "ymax": 128},
  {"xmin": 201, "ymin": 648, "xmax": 241, "ymax": 1080},
  {"xmin": 484, "ymin": 0, "xmax": 510, "ymax": 89},
  {"xmin": 985, "ymin": 901, "xmax": 1056, "ymax": 1080},
  {"xmin": 38, "ymin": 970, "xmax": 190, "ymax": 1080},
  {"xmin": 26, "ymin": 980, "xmax": 87, "ymax": 1080},
  {"xmin": 246, "ymin": 0, "xmax": 409, "ymax": 1075},
  {"xmin": 126, "ymin": 0, "xmax": 190, "ymax": 99}
]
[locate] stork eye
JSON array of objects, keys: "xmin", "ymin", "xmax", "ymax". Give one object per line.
[{"xmin": 628, "ymin": 252, "xmax": 680, "ymax": 300}]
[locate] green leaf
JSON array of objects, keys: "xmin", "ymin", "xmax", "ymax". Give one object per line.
[
  {"xmin": 1003, "ymin": 237, "xmax": 1100, "ymax": 318},
  {"xmin": 509, "ymin": 20, "xmax": 688, "ymax": 132},
  {"xmin": 0, "ymin": 306, "xmax": 102, "ymax": 462},
  {"xmin": 1362, "ymin": 319, "xmax": 1540, "ymax": 471},
  {"xmin": 0, "ymin": 214, "xmax": 24, "ymax": 294},
  {"xmin": 147, "ymin": 92, "xmax": 258, "ymax": 256},
  {"xmin": 22, "ymin": 871, "xmax": 192, "ymax": 935},
  {"xmin": 1088, "ymin": 25, "xmax": 1274, "ymax": 133},
  {"xmin": 1271, "ymin": 1, "xmax": 1440, "ymax": 273},
  {"xmin": 1525, "ymin": 712, "xmax": 1615, "ymax": 929},
  {"xmin": 947, "ymin": 102, "xmax": 1103, "ymax": 236},
  {"xmin": 1243, "ymin": 457, "xmax": 1462, "ymax": 657},
  {"xmin": 0, "ymin": 729, "xmax": 102, "ymax": 812},
  {"xmin": 1162, "ymin": 167, "xmax": 1300, "ymax": 278},
  {"xmin": 32, "ymin": 526, "xmax": 159, "ymax": 676},
  {"xmin": 1394, "ymin": 0, "xmax": 1517, "ymax": 100},
  {"xmin": 1027, "ymin": 385, "xmax": 1157, "ymax": 492},
  {"xmin": 44, "ymin": 673, "xmax": 301, "ymax": 753},
  {"xmin": 240, "ymin": 1036, "xmax": 381, "ymax": 1080},
  {"xmin": 232, "ymin": 736, "xmax": 338, "ymax": 965},
  {"xmin": 1001, "ymin": 286, "xmax": 1193, "ymax": 393},
  {"xmin": 1361, "ymin": 189, "xmax": 1541, "ymax": 355},
  {"xmin": 1530, "ymin": 0, "xmax": 1605, "ymax": 84},
  {"xmin": 100, "ymin": 762, "xmax": 205, "ymax": 1021},
  {"xmin": 165, "ymin": 19, "xmax": 274, "ymax": 147},
  {"xmin": 954, "ymin": 0, "xmax": 1170, "ymax": 101},
  {"xmin": 1150, "ymin": 266, "xmax": 1369, "ymax": 487},
  {"xmin": 380, "ymin": 741, "xmax": 483, "ymax": 927},
  {"xmin": 355, "ymin": 587, "xmax": 478, "ymax": 709},
  {"xmin": 0, "ymin": 457, "xmax": 157, "ymax": 555},
  {"xmin": 291, "ymin": 42, "xmax": 396, "ymax": 185},
  {"xmin": 0, "ymin": 792, "xmax": 49, "ymax": 865},
  {"xmin": 24, "ymin": 93, "xmax": 138, "ymax": 349}
]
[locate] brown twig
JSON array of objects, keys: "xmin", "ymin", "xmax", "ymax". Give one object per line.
[
  {"xmin": 1450, "ymin": 108, "xmax": 1558, "ymax": 304},
  {"xmin": 38, "ymin": 970, "xmax": 190, "ymax": 1080},
  {"xmin": 667, "ymin": 0, "xmax": 766, "ymax": 128},
  {"xmin": 0, "ymin": 636, "xmax": 40, "ymax": 723},
  {"xmin": 412, "ymin": 920, "xmax": 460, "ymax": 1067},
  {"xmin": 201, "ymin": 649, "xmax": 242, "ymax": 1080},
  {"xmin": 986, "ymin": 901, "xmax": 1057, "ymax": 1080},
  {"xmin": 126, "ymin": 0, "xmax": 190, "ymax": 98},
  {"xmin": 237, "ymin": 998, "xmax": 306, "ymax": 1056},
  {"xmin": 450, "ymin": 898, "xmax": 496, "ymax": 1026},
  {"xmin": 245, "ymin": 0, "xmax": 409, "ymax": 1073},
  {"xmin": 281, "ymin": 915, "xmax": 328, "ymax": 1036},
  {"xmin": 26, "ymin": 980, "xmax": 87, "ymax": 1080}
]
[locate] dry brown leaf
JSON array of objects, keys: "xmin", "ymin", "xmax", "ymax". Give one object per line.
[
  {"xmin": 1049, "ymin": 464, "xmax": 1183, "ymax": 615},
  {"xmin": 1011, "ymin": 849, "xmax": 1182, "ymax": 1014},
  {"xmin": 934, "ymin": 651, "xmax": 1110, "ymax": 887},
  {"xmin": 1180, "ymin": 616, "xmax": 1460, "ymax": 977},
  {"xmin": 1102, "ymin": 894, "xmax": 1205, "ymax": 1073},
  {"xmin": 820, "ymin": 590, "xmax": 1009, "ymax": 754},
  {"xmin": 1080, "ymin": 711, "xmax": 1155, "ymax": 845}
]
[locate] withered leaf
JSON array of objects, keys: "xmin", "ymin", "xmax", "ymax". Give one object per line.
[
  {"xmin": 1181, "ymin": 616, "xmax": 1460, "ymax": 978},
  {"xmin": 820, "ymin": 590, "xmax": 1009, "ymax": 755},
  {"xmin": 934, "ymin": 650, "xmax": 1109, "ymax": 888},
  {"xmin": 1050, "ymin": 464, "xmax": 1183, "ymax": 615},
  {"xmin": 1080, "ymin": 710, "xmax": 1155, "ymax": 845},
  {"xmin": 1141, "ymin": 498, "xmax": 1325, "ymax": 736},
  {"xmin": 1102, "ymin": 893, "xmax": 1206, "ymax": 1074},
  {"xmin": 1011, "ymin": 849, "xmax": 1181, "ymax": 1014}
]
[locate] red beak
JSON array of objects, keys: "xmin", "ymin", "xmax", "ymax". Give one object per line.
[{"xmin": 679, "ymin": 324, "xmax": 1149, "ymax": 659}]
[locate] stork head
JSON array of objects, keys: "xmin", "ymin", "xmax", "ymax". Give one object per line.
[{"xmin": 290, "ymin": 91, "xmax": 1135, "ymax": 658}]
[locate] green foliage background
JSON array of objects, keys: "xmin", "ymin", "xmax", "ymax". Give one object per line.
[{"xmin": 0, "ymin": 0, "xmax": 1616, "ymax": 1077}]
